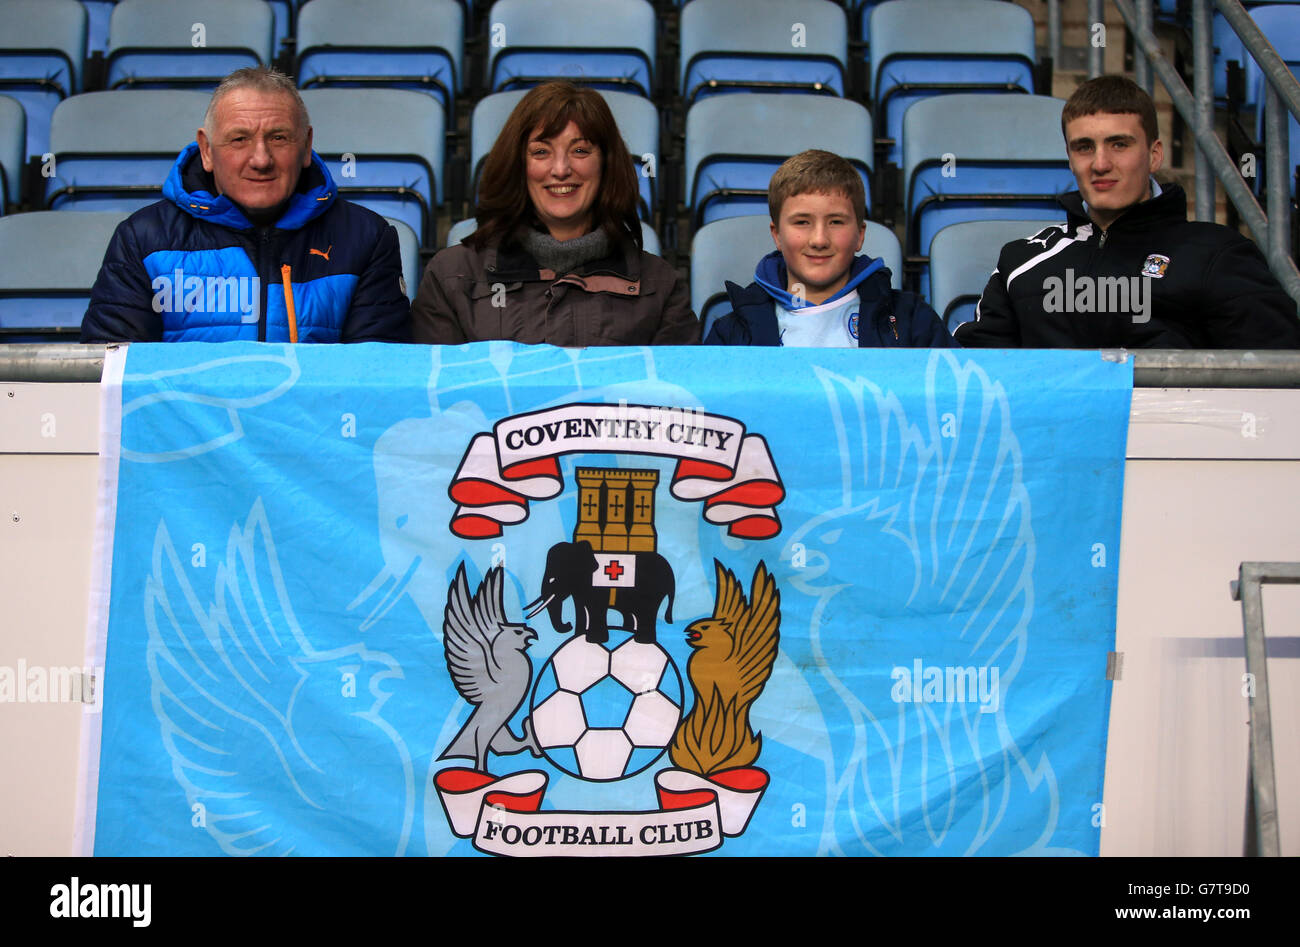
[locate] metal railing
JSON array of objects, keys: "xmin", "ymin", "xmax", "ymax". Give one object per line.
[
  {"xmin": 1230, "ymin": 561, "xmax": 1298, "ymax": 857},
  {"xmin": 5, "ymin": 344, "xmax": 1300, "ymax": 387},
  {"xmin": 1059, "ymin": 0, "xmax": 1300, "ymax": 305}
]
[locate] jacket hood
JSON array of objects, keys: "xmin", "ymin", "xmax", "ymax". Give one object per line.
[
  {"xmin": 752, "ymin": 250, "xmax": 885, "ymax": 310},
  {"xmin": 162, "ymin": 142, "xmax": 338, "ymax": 231}
]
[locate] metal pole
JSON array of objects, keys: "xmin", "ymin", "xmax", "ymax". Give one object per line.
[
  {"xmin": 1089, "ymin": 0, "xmax": 1105, "ymax": 78},
  {"xmin": 1048, "ymin": 0, "xmax": 1063, "ymax": 73},
  {"xmin": 1134, "ymin": 0, "xmax": 1153, "ymax": 94},
  {"xmin": 1265, "ymin": 83, "xmax": 1291, "ymax": 268},
  {"xmin": 1214, "ymin": 0, "xmax": 1300, "ymax": 122},
  {"xmin": 0, "ymin": 343, "xmax": 109, "ymax": 382},
  {"xmin": 1230, "ymin": 561, "xmax": 1300, "ymax": 858},
  {"xmin": 1238, "ymin": 571, "xmax": 1278, "ymax": 857},
  {"xmin": 1192, "ymin": 0, "xmax": 1216, "ymax": 222},
  {"xmin": 1132, "ymin": 349, "xmax": 1300, "ymax": 386},
  {"xmin": 1112, "ymin": 0, "xmax": 1300, "ymax": 306}
]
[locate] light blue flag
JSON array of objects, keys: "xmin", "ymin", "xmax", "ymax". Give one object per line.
[{"xmin": 84, "ymin": 342, "xmax": 1132, "ymax": 856}]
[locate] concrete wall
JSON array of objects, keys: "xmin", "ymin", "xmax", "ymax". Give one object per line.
[{"xmin": 2, "ymin": 381, "xmax": 1297, "ymax": 856}]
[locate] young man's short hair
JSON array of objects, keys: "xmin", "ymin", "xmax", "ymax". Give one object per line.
[
  {"xmin": 767, "ymin": 149, "xmax": 867, "ymax": 224},
  {"xmin": 1060, "ymin": 75, "xmax": 1160, "ymax": 146}
]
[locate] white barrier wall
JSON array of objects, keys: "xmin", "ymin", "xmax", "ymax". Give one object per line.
[{"xmin": 2, "ymin": 381, "xmax": 1297, "ymax": 856}]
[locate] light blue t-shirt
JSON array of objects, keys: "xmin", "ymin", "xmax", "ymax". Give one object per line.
[{"xmin": 776, "ymin": 290, "xmax": 861, "ymax": 347}]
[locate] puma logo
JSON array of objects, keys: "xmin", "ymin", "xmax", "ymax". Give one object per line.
[{"xmin": 310, "ymin": 245, "xmax": 332, "ymax": 261}]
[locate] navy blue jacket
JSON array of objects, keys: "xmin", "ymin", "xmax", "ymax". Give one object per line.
[
  {"xmin": 704, "ymin": 251, "xmax": 957, "ymax": 348},
  {"xmin": 81, "ymin": 143, "xmax": 410, "ymax": 343}
]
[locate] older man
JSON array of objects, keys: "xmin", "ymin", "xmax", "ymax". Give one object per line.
[
  {"xmin": 82, "ymin": 67, "xmax": 410, "ymax": 343},
  {"xmin": 956, "ymin": 75, "xmax": 1300, "ymax": 349}
]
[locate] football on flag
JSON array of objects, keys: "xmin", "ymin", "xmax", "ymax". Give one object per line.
[{"xmin": 530, "ymin": 636, "xmax": 683, "ymax": 781}]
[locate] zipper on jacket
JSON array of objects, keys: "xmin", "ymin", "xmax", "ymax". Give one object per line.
[
  {"xmin": 256, "ymin": 229, "xmax": 273, "ymax": 342},
  {"xmin": 888, "ymin": 313, "xmax": 899, "ymax": 340},
  {"xmin": 1099, "ymin": 229, "xmax": 1108, "ymax": 248},
  {"xmin": 281, "ymin": 264, "xmax": 297, "ymax": 342}
]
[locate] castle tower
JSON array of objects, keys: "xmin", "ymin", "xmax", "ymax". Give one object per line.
[{"xmin": 573, "ymin": 467, "xmax": 659, "ymax": 554}]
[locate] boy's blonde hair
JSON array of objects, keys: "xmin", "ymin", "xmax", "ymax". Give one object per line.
[{"xmin": 767, "ymin": 149, "xmax": 867, "ymax": 224}]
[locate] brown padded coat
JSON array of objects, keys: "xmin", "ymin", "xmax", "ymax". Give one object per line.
[{"xmin": 411, "ymin": 237, "xmax": 701, "ymax": 346}]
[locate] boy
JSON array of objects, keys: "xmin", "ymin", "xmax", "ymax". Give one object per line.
[
  {"xmin": 704, "ymin": 149, "xmax": 956, "ymax": 347},
  {"xmin": 955, "ymin": 76, "xmax": 1299, "ymax": 348}
]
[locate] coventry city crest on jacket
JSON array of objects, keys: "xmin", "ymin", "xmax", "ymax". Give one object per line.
[{"xmin": 432, "ymin": 402, "xmax": 784, "ymax": 856}]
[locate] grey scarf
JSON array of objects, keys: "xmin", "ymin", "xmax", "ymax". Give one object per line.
[{"xmin": 519, "ymin": 227, "xmax": 612, "ymax": 274}]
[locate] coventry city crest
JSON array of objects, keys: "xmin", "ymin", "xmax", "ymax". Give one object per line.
[{"xmin": 432, "ymin": 402, "xmax": 784, "ymax": 856}]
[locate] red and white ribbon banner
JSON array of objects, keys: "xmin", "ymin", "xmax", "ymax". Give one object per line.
[
  {"xmin": 447, "ymin": 403, "xmax": 784, "ymax": 540},
  {"xmin": 433, "ymin": 766, "xmax": 769, "ymax": 857}
]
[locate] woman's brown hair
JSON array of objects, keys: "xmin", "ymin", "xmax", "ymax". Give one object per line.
[{"xmin": 467, "ymin": 81, "xmax": 643, "ymax": 251}]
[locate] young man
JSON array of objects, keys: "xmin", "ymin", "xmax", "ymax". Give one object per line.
[
  {"xmin": 704, "ymin": 149, "xmax": 955, "ymax": 347},
  {"xmin": 82, "ymin": 66, "xmax": 410, "ymax": 344},
  {"xmin": 956, "ymin": 75, "xmax": 1300, "ymax": 349}
]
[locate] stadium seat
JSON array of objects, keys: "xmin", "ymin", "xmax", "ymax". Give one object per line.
[
  {"xmin": 106, "ymin": 0, "xmax": 273, "ymax": 90},
  {"xmin": 0, "ymin": 97, "xmax": 24, "ymax": 213},
  {"xmin": 679, "ymin": 0, "xmax": 848, "ymax": 104},
  {"xmin": 870, "ymin": 0, "xmax": 1037, "ymax": 167},
  {"xmin": 928, "ymin": 218, "xmax": 1061, "ymax": 332},
  {"xmin": 486, "ymin": 0, "xmax": 656, "ymax": 98},
  {"xmin": 685, "ymin": 93, "xmax": 872, "ymax": 228},
  {"xmin": 856, "ymin": 0, "xmax": 890, "ymax": 44},
  {"xmin": 1200, "ymin": 1, "xmax": 1295, "ymax": 102},
  {"xmin": 296, "ymin": 0, "xmax": 464, "ymax": 115},
  {"xmin": 82, "ymin": 1, "xmax": 118, "ymax": 57},
  {"xmin": 301, "ymin": 89, "xmax": 444, "ymax": 248},
  {"xmin": 267, "ymin": 0, "xmax": 298, "ymax": 58},
  {"xmin": 469, "ymin": 89, "xmax": 659, "ymax": 220},
  {"xmin": 903, "ymin": 94, "xmax": 1074, "ymax": 296},
  {"xmin": 445, "ymin": 217, "xmax": 661, "ymax": 257},
  {"xmin": 384, "ymin": 217, "xmax": 420, "ymax": 302},
  {"xmin": 690, "ymin": 214, "xmax": 901, "ymax": 337},
  {"xmin": 0, "ymin": 210, "xmax": 130, "ymax": 341},
  {"xmin": 1241, "ymin": 5, "xmax": 1300, "ymax": 198},
  {"xmin": 44, "ymin": 90, "xmax": 210, "ymax": 212},
  {"xmin": 0, "ymin": 0, "xmax": 86, "ymax": 160}
]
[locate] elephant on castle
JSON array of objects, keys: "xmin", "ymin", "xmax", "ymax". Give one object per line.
[{"xmin": 525, "ymin": 540, "xmax": 675, "ymax": 645}]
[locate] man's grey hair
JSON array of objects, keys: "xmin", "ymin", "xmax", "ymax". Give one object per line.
[{"xmin": 203, "ymin": 66, "xmax": 310, "ymax": 137}]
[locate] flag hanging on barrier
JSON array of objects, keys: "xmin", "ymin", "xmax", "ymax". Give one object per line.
[{"xmin": 77, "ymin": 341, "xmax": 1132, "ymax": 856}]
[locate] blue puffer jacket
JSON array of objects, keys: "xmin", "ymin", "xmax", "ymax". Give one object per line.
[
  {"xmin": 704, "ymin": 251, "xmax": 957, "ymax": 348},
  {"xmin": 81, "ymin": 143, "xmax": 410, "ymax": 343}
]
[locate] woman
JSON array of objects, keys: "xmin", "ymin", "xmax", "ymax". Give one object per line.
[{"xmin": 412, "ymin": 82, "xmax": 699, "ymax": 346}]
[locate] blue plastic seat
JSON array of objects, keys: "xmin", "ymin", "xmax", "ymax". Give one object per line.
[
  {"xmin": 297, "ymin": 0, "xmax": 463, "ymax": 116},
  {"xmin": 680, "ymin": 0, "xmax": 848, "ymax": 104},
  {"xmin": 1241, "ymin": 5, "xmax": 1300, "ymax": 198},
  {"xmin": 267, "ymin": 0, "xmax": 299, "ymax": 57},
  {"xmin": 44, "ymin": 90, "xmax": 210, "ymax": 212},
  {"xmin": 0, "ymin": 97, "xmax": 25, "ymax": 213},
  {"xmin": 871, "ymin": 0, "xmax": 1037, "ymax": 167},
  {"xmin": 0, "ymin": 210, "xmax": 131, "ymax": 341},
  {"xmin": 929, "ymin": 218, "xmax": 1064, "ymax": 332},
  {"xmin": 1201, "ymin": 1, "xmax": 1296, "ymax": 102},
  {"xmin": 106, "ymin": 0, "xmax": 272, "ymax": 90},
  {"xmin": 302, "ymin": 88, "xmax": 444, "ymax": 248},
  {"xmin": 903, "ymin": 94, "xmax": 1074, "ymax": 296},
  {"xmin": 446, "ymin": 217, "xmax": 661, "ymax": 257},
  {"xmin": 383, "ymin": 217, "xmax": 420, "ymax": 302},
  {"xmin": 81, "ymin": 1, "xmax": 117, "ymax": 57},
  {"xmin": 690, "ymin": 214, "xmax": 901, "ymax": 337},
  {"xmin": 0, "ymin": 0, "xmax": 86, "ymax": 160},
  {"xmin": 685, "ymin": 93, "xmax": 872, "ymax": 228},
  {"xmin": 486, "ymin": 0, "xmax": 656, "ymax": 98},
  {"xmin": 469, "ymin": 89, "xmax": 659, "ymax": 220}
]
